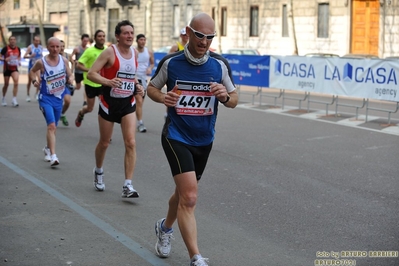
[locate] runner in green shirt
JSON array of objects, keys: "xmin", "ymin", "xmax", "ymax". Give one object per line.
[{"xmin": 75, "ymin": 30, "xmax": 107, "ymax": 127}]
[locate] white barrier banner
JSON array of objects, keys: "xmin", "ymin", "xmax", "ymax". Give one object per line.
[{"xmin": 269, "ymin": 56, "xmax": 399, "ymax": 102}]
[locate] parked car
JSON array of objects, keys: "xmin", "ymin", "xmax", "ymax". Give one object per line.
[
  {"xmin": 384, "ymin": 56, "xmax": 399, "ymax": 61},
  {"xmin": 305, "ymin": 53, "xmax": 339, "ymax": 57},
  {"xmin": 155, "ymin": 46, "xmax": 171, "ymax": 53},
  {"xmin": 223, "ymin": 48, "xmax": 260, "ymax": 55},
  {"xmin": 341, "ymin": 53, "xmax": 379, "ymax": 59}
]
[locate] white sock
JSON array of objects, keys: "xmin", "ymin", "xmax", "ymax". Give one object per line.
[
  {"xmin": 95, "ymin": 167, "xmax": 103, "ymax": 174},
  {"xmin": 138, "ymin": 120, "xmax": 143, "ymax": 125},
  {"xmin": 124, "ymin": 180, "xmax": 132, "ymax": 186}
]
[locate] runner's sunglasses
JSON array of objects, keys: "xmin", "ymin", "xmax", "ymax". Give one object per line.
[{"xmin": 188, "ymin": 26, "xmax": 216, "ymax": 40}]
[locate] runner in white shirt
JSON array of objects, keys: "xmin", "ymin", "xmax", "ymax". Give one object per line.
[{"xmin": 135, "ymin": 33, "xmax": 154, "ymax": 132}]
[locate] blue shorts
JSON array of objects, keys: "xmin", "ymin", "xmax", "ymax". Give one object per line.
[{"xmin": 39, "ymin": 95, "xmax": 63, "ymax": 126}]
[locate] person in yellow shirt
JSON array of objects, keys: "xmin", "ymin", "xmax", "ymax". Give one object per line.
[{"xmin": 168, "ymin": 28, "xmax": 189, "ymax": 53}]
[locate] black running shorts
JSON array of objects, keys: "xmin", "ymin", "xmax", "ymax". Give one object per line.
[
  {"xmin": 85, "ymin": 84, "xmax": 102, "ymax": 99},
  {"xmin": 98, "ymin": 95, "xmax": 136, "ymax": 124},
  {"xmin": 74, "ymin": 73, "xmax": 84, "ymax": 83},
  {"xmin": 161, "ymin": 135, "xmax": 213, "ymax": 180}
]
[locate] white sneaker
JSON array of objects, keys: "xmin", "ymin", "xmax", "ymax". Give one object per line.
[
  {"xmin": 42, "ymin": 146, "xmax": 51, "ymax": 162},
  {"xmin": 26, "ymin": 96, "xmax": 31, "ymax": 102},
  {"xmin": 93, "ymin": 168, "xmax": 105, "ymax": 191},
  {"xmin": 50, "ymin": 154, "xmax": 59, "ymax": 167},
  {"xmin": 190, "ymin": 255, "xmax": 209, "ymax": 266},
  {"xmin": 137, "ymin": 123, "xmax": 147, "ymax": 133},
  {"xmin": 35, "ymin": 94, "xmax": 39, "ymax": 101},
  {"xmin": 155, "ymin": 218, "xmax": 174, "ymax": 258},
  {"xmin": 122, "ymin": 184, "xmax": 139, "ymax": 198},
  {"xmin": 12, "ymin": 98, "xmax": 18, "ymax": 107},
  {"xmin": 2, "ymin": 98, "xmax": 7, "ymax": 106}
]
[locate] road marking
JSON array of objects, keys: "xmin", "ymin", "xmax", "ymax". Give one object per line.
[{"xmin": 0, "ymin": 156, "xmax": 170, "ymax": 266}]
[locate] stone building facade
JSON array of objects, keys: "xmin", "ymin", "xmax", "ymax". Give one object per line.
[{"xmin": 1, "ymin": 0, "xmax": 398, "ymax": 58}]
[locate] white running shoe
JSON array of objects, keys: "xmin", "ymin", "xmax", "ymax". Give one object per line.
[
  {"xmin": 137, "ymin": 123, "xmax": 147, "ymax": 133},
  {"xmin": 12, "ymin": 98, "xmax": 19, "ymax": 107},
  {"xmin": 12, "ymin": 98, "xmax": 18, "ymax": 107},
  {"xmin": 122, "ymin": 184, "xmax": 139, "ymax": 198},
  {"xmin": 2, "ymin": 98, "xmax": 7, "ymax": 106},
  {"xmin": 50, "ymin": 154, "xmax": 59, "ymax": 167},
  {"xmin": 26, "ymin": 96, "xmax": 31, "ymax": 102},
  {"xmin": 93, "ymin": 168, "xmax": 105, "ymax": 191},
  {"xmin": 155, "ymin": 218, "xmax": 174, "ymax": 258},
  {"xmin": 190, "ymin": 255, "xmax": 209, "ymax": 266},
  {"xmin": 42, "ymin": 146, "xmax": 51, "ymax": 162}
]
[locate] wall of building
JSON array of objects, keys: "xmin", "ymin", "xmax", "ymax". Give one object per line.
[
  {"xmin": 1, "ymin": 0, "xmax": 398, "ymax": 59},
  {"xmin": 381, "ymin": 3, "xmax": 399, "ymax": 57},
  {"xmin": 0, "ymin": 0, "xmax": 45, "ymax": 46}
]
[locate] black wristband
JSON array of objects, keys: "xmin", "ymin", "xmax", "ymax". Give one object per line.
[{"xmin": 220, "ymin": 94, "xmax": 230, "ymax": 104}]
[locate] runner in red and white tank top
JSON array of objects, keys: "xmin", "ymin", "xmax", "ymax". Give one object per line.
[
  {"xmin": 102, "ymin": 44, "xmax": 138, "ymax": 99},
  {"xmin": 86, "ymin": 20, "xmax": 144, "ymax": 199}
]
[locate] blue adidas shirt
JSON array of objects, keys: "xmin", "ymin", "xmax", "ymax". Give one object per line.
[{"xmin": 151, "ymin": 51, "xmax": 236, "ymax": 146}]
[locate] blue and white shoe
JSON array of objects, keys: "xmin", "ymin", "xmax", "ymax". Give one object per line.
[{"xmin": 155, "ymin": 218, "xmax": 174, "ymax": 258}]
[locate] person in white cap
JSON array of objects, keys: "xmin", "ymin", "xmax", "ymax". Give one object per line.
[{"xmin": 168, "ymin": 28, "xmax": 189, "ymax": 54}]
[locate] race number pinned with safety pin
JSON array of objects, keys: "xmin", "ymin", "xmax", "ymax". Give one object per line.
[
  {"xmin": 110, "ymin": 71, "xmax": 136, "ymax": 98},
  {"xmin": 174, "ymin": 80, "xmax": 216, "ymax": 116},
  {"xmin": 46, "ymin": 72, "xmax": 66, "ymax": 99}
]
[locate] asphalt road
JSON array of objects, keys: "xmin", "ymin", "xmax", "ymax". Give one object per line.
[{"xmin": 0, "ymin": 78, "xmax": 398, "ymax": 266}]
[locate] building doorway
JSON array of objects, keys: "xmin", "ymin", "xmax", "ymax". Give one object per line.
[{"xmin": 350, "ymin": 0, "xmax": 379, "ymax": 55}]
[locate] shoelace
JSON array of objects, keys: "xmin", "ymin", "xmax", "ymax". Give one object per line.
[
  {"xmin": 192, "ymin": 257, "xmax": 209, "ymax": 266},
  {"xmin": 160, "ymin": 232, "xmax": 175, "ymax": 247},
  {"xmin": 95, "ymin": 173, "xmax": 104, "ymax": 184},
  {"xmin": 126, "ymin": 184, "xmax": 134, "ymax": 191}
]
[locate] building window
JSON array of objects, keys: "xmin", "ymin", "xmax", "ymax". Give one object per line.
[
  {"xmin": 13, "ymin": 0, "xmax": 20, "ymax": 9},
  {"xmin": 186, "ymin": 4, "xmax": 192, "ymax": 24},
  {"xmin": 212, "ymin": 7, "xmax": 215, "ymax": 21},
  {"xmin": 108, "ymin": 9, "xmax": 119, "ymax": 43},
  {"xmin": 29, "ymin": 0, "xmax": 34, "ymax": 9},
  {"xmin": 317, "ymin": 3, "xmax": 329, "ymax": 38},
  {"xmin": 282, "ymin": 4, "xmax": 288, "ymax": 37},
  {"xmin": 95, "ymin": 8, "xmax": 100, "ymax": 31},
  {"xmin": 250, "ymin": 6, "xmax": 258, "ymax": 37},
  {"xmin": 79, "ymin": 10, "xmax": 85, "ymax": 37},
  {"xmin": 173, "ymin": 5, "xmax": 180, "ymax": 37},
  {"xmin": 221, "ymin": 7, "xmax": 227, "ymax": 36}
]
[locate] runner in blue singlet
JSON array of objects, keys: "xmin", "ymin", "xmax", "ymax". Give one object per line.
[{"xmin": 147, "ymin": 12, "xmax": 239, "ymax": 266}]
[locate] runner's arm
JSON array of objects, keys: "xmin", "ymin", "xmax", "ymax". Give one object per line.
[
  {"xmin": 29, "ymin": 60, "xmax": 43, "ymax": 87},
  {"xmin": 0, "ymin": 48, "xmax": 5, "ymax": 61},
  {"xmin": 70, "ymin": 47, "xmax": 78, "ymax": 67},
  {"xmin": 76, "ymin": 62, "xmax": 89, "ymax": 72},
  {"xmin": 168, "ymin": 45, "xmax": 178, "ymax": 54},
  {"xmin": 23, "ymin": 46, "xmax": 32, "ymax": 58},
  {"xmin": 63, "ymin": 57, "xmax": 74, "ymax": 85},
  {"xmin": 146, "ymin": 50, "xmax": 155, "ymax": 75},
  {"xmin": 87, "ymin": 47, "xmax": 117, "ymax": 87},
  {"xmin": 67, "ymin": 54, "xmax": 75, "ymax": 73}
]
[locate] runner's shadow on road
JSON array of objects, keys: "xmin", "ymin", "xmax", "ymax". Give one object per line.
[{"xmin": 121, "ymin": 199, "xmax": 139, "ymax": 206}]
